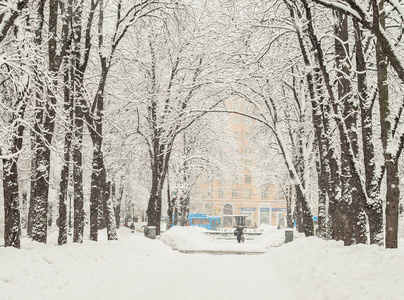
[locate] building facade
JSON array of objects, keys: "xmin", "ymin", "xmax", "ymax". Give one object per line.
[{"xmin": 189, "ymin": 100, "xmax": 288, "ymax": 228}]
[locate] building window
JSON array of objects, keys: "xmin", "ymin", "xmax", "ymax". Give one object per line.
[
  {"xmin": 244, "ymin": 189, "xmax": 251, "ymax": 198},
  {"xmin": 245, "ymin": 146, "xmax": 252, "ymax": 154},
  {"xmin": 223, "ymin": 204, "xmax": 234, "ymax": 227},
  {"xmin": 259, "ymin": 204, "xmax": 271, "ymax": 225},
  {"xmin": 231, "ymin": 176, "xmax": 239, "ymax": 184},
  {"xmin": 245, "ymin": 160, "xmax": 252, "ymax": 170},
  {"xmin": 219, "ymin": 189, "xmax": 225, "ymax": 198},
  {"xmin": 207, "ymin": 189, "xmax": 213, "ymax": 199},
  {"xmin": 232, "ymin": 189, "xmax": 239, "ymax": 198},
  {"xmin": 204, "ymin": 202, "xmax": 213, "ymax": 213},
  {"xmin": 223, "ymin": 203, "xmax": 233, "ymax": 215},
  {"xmin": 232, "ymin": 116, "xmax": 240, "ymax": 125},
  {"xmin": 244, "ymin": 175, "xmax": 251, "ymax": 184},
  {"xmin": 277, "ymin": 212, "xmax": 286, "ymax": 228},
  {"xmin": 233, "ymin": 131, "xmax": 240, "ymax": 140},
  {"xmin": 233, "ymin": 102, "xmax": 240, "ymax": 111},
  {"xmin": 261, "ymin": 188, "xmax": 268, "ymax": 199}
]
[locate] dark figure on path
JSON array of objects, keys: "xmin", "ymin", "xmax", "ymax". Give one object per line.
[{"xmin": 234, "ymin": 225, "xmax": 245, "ymax": 243}]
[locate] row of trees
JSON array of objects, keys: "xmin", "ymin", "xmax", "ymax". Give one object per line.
[
  {"xmin": 219, "ymin": 0, "xmax": 404, "ymax": 248},
  {"xmin": 1, "ymin": 0, "xmax": 237, "ymax": 247},
  {"xmin": 1, "ymin": 0, "xmax": 404, "ymax": 249},
  {"xmin": 0, "ymin": 0, "xmax": 177, "ymax": 247}
]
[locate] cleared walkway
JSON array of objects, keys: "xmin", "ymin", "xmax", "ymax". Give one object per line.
[
  {"xmin": 169, "ymin": 237, "xmax": 267, "ymax": 255},
  {"xmin": 178, "ymin": 249, "xmax": 265, "ymax": 255}
]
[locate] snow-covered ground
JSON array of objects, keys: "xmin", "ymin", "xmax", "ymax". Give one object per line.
[{"xmin": 1, "ymin": 227, "xmax": 403, "ymax": 300}]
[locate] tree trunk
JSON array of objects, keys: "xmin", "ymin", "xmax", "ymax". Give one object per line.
[
  {"xmin": 114, "ymin": 184, "xmax": 123, "ymax": 228},
  {"xmin": 288, "ymin": 3, "xmax": 333, "ymax": 239},
  {"xmin": 146, "ymin": 140, "xmax": 171, "ymax": 235},
  {"xmin": 321, "ymin": 101, "xmax": 340, "ymax": 240},
  {"xmin": 334, "ymin": 11, "xmax": 365, "ymax": 246},
  {"xmin": 285, "ymin": 186, "xmax": 294, "ymax": 229},
  {"xmin": 179, "ymin": 194, "xmax": 190, "ymax": 226},
  {"xmin": 58, "ymin": 55, "xmax": 73, "ymax": 246},
  {"xmin": 302, "ymin": 1, "xmax": 372, "ymax": 244},
  {"xmin": 294, "ymin": 199, "xmax": 303, "ymax": 233},
  {"xmin": 385, "ymin": 158, "xmax": 400, "ymax": 248},
  {"xmin": 3, "ymin": 104, "xmax": 24, "ymax": 248},
  {"xmin": 89, "ymin": 137, "xmax": 103, "ymax": 241},
  {"xmin": 58, "ymin": 158, "xmax": 69, "ymax": 246},
  {"xmin": 32, "ymin": 0, "xmax": 67, "ymax": 244},
  {"xmin": 32, "ymin": 136, "xmax": 52, "ymax": 244},
  {"xmin": 30, "ymin": 0, "xmax": 47, "ymax": 244},
  {"xmin": 102, "ymin": 180, "xmax": 117, "ymax": 240},
  {"xmin": 166, "ymin": 180, "xmax": 174, "ymax": 229},
  {"xmin": 72, "ymin": 103, "xmax": 84, "ymax": 243},
  {"xmin": 173, "ymin": 205, "xmax": 179, "ymax": 226},
  {"xmin": 27, "ymin": 0, "xmax": 46, "ymax": 240},
  {"xmin": 147, "ymin": 170, "xmax": 164, "ymax": 235},
  {"xmin": 21, "ymin": 193, "xmax": 27, "ymax": 229},
  {"xmin": 297, "ymin": 187, "xmax": 313, "ymax": 236},
  {"xmin": 372, "ymin": 0, "xmax": 399, "ymax": 248},
  {"xmin": 84, "ymin": 60, "xmax": 109, "ymax": 238},
  {"xmin": 316, "ymin": 156, "xmax": 327, "ymax": 238},
  {"xmin": 27, "ymin": 146, "xmax": 35, "ymax": 237},
  {"xmin": 3, "ymin": 158, "xmax": 22, "ymax": 248},
  {"xmin": 71, "ymin": 80, "xmax": 85, "ymax": 243},
  {"xmin": 354, "ymin": 20, "xmax": 384, "ymax": 245}
]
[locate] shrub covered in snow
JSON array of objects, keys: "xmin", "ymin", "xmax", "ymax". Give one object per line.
[{"xmin": 160, "ymin": 226, "xmax": 211, "ymax": 250}]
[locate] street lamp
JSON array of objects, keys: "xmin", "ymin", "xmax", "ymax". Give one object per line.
[
  {"xmin": 130, "ymin": 201, "xmax": 135, "ymax": 232},
  {"xmin": 68, "ymin": 192, "xmax": 72, "ymax": 236}
]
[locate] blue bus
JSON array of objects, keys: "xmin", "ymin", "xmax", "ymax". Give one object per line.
[{"xmin": 187, "ymin": 213, "xmax": 220, "ymax": 230}]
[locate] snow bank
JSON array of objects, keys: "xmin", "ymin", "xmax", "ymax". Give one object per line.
[
  {"xmin": 161, "ymin": 226, "xmax": 266, "ymax": 252},
  {"xmin": 160, "ymin": 226, "xmax": 211, "ymax": 250},
  {"xmin": 257, "ymin": 227, "xmax": 304, "ymax": 248},
  {"xmin": 160, "ymin": 226, "xmax": 305, "ymax": 252},
  {"xmin": 257, "ymin": 223, "xmax": 277, "ymax": 231},
  {"xmin": 0, "ymin": 228, "xmax": 176, "ymax": 299},
  {"xmin": 267, "ymin": 237, "xmax": 404, "ymax": 299}
]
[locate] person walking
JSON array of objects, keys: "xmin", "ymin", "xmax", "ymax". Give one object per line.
[{"xmin": 234, "ymin": 225, "xmax": 245, "ymax": 243}]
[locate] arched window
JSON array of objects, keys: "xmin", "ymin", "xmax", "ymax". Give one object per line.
[
  {"xmin": 223, "ymin": 203, "xmax": 233, "ymax": 215},
  {"xmin": 259, "ymin": 203, "xmax": 271, "ymax": 226},
  {"xmin": 223, "ymin": 203, "xmax": 234, "ymax": 227}
]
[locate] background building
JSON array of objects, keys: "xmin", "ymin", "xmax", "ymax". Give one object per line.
[{"xmin": 189, "ymin": 100, "xmax": 288, "ymax": 228}]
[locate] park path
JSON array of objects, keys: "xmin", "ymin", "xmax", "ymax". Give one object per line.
[
  {"xmin": 40, "ymin": 238, "xmax": 290, "ymax": 300},
  {"xmin": 175, "ymin": 238, "xmax": 268, "ymax": 255},
  {"xmin": 32, "ymin": 247, "xmax": 290, "ymax": 300}
]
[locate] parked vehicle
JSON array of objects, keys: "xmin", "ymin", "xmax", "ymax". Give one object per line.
[
  {"xmin": 186, "ymin": 213, "xmax": 220, "ymax": 230},
  {"xmin": 222, "ymin": 214, "xmax": 247, "ymax": 228}
]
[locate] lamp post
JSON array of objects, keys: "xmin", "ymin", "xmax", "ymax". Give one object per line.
[
  {"xmin": 131, "ymin": 201, "xmax": 136, "ymax": 222},
  {"xmin": 68, "ymin": 192, "xmax": 72, "ymax": 236},
  {"xmin": 130, "ymin": 201, "xmax": 135, "ymax": 232}
]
